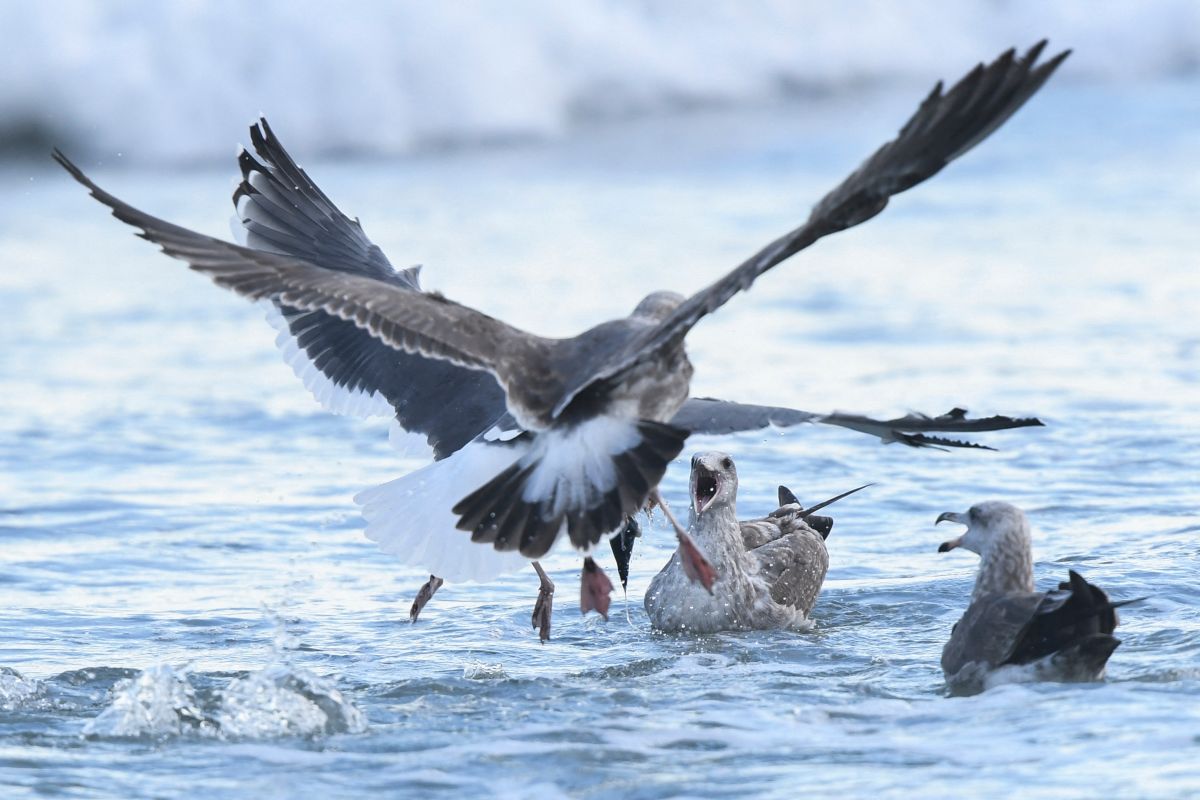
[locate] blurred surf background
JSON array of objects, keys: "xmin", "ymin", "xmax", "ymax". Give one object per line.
[
  {"xmin": 1, "ymin": 0, "xmax": 1197, "ymax": 164},
  {"xmin": 1, "ymin": 3, "xmax": 1198, "ymax": 799}
]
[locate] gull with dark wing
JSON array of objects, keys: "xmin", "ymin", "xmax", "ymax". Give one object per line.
[
  {"xmin": 645, "ymin": 452, "xmax": 864, "ymax": 633},
  {"xmin": 222, "ymin": 120, "xmax": 1039, "ymax": 638},
  {"xmin": 55, "ymin": 42, "xmax": 1067, "ymax": 619},
  {"xmin": 936, "ymin": 502, "xmax": 1141, "ymax": 693}
]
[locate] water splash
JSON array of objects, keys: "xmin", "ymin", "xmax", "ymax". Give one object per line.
[
  {"xmin": 462, "ymin": 661, "xmax": 509, "ymax": 680},
  {"xmin": 217, "ymin": 664, "xmax": 366, "ymax": 737},
  {"xmin": 82, "ymin": 664, "xmax": 210, "ymax": 737},
  {"xmin": 83, "ymin": 660, "xmax": 366, "ymax": 740},
  {"xmin": 0, "ymin": 666, "xmax": 42, "ymax": 711},
  {"xmin": 82, "ymin": 611, "xmax": 366, "ymax": 739}
]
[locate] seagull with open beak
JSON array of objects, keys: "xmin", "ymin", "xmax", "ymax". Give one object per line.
[
  {"xmin": 934, "ymin": 501, "xmax": 1138, "ymax": 692},
  {"xmin": 644, "ymin": 452, "xmax": 863, "ymax": 633}
]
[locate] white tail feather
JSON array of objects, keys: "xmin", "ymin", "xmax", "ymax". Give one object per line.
[
  {"xmin": 356, "ymin": 439, "xmax": 533, "ymax": 582},
  {"xmin": 519, "ymin": 416, "xmax": 640, "ymax": 519}
]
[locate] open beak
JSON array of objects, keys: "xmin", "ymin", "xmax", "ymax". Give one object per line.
[
  {"xmin": 935, "ymin": 510, "xmax": 965, "ymax": 553},
  {"xmin": 692, "ymin": 465, "xmax": 721, "ymax": 514}
]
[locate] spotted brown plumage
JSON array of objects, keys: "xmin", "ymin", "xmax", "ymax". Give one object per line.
[{"xmin": 645, "ymin": 452, "xmax": 852, "ymax": 633}]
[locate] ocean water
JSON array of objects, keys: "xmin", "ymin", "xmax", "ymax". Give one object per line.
[
  {"xmin": 2, "ymin": 0, "xmax": 1199, "ymax": 162},
  {"xmin": 1, "ymin": 73, "xmax": 1199, "ymax": 798}
]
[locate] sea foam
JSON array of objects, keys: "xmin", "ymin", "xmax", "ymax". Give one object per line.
[{"xmin": 5, "ymin": 1, "xmax": 1196, "ymax": 163}]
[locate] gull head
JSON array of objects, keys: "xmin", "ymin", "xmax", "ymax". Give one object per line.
[
  {"xmin": 631, "ymin": 291, "xmax": 684, "ymax": 322},
  {"xmin": 935, "ymin": 501, "xmax": 1031, "ymax": 556},
  {"xmin": 690, "ymin": 451, "xmax": 738, "ymax": 516}
]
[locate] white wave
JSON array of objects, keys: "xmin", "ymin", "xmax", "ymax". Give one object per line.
[{"xmin": 8, "ymin": 1, "xmax": 1196, "ymax": 163}]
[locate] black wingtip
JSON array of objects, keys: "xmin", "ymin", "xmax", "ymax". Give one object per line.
[
  {"xmin": 893, "ymin": 431, "xmax": 997, "ymax": 451},
  {"xmin": 800, "ymin": 483, "xmax": 873, "ymax": 518},
  {"xmin": 777, "ymin": 485, "xmax": 800, "ymax": 507},
  {"xmin": 51, "ymin": 148, "xmax": 85, "ymax": 183},
  {"xmin": 52, "ymin": 149, "xmax": 111, "ymax": 203}
]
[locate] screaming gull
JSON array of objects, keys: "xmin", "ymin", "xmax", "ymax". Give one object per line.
[
  {"xmin": 645, "ymin": 452, "xmax": 864, "ymax": 633},
  {"xmin": 55, "ymin": 42, "xmax": 1066, "ymax": 630},
  {"xmin": 936, "ymin": 502, "xmax": 1140, "ymax": 693}
]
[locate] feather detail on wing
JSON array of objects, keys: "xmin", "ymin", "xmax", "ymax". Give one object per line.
[
  {"xmin": 819, "ymin": 407, "xmax": 1045, "ymax": 450},
  {"xmin": 227, "ymin": 120, "xmax": 511, "ymax": 456},
  {"xmin": 751, "ymin": 524, "xmax": 829, "ymax": 617},
  {"xmin": 552, "ymin": 41, "xmax": 1070, "ymax": 417},
  {"xmin": 54, "ymin": 150, "xmax": 559, "ymax": 429},
  {"xmin": 674, "ymin": 398, "xmax": 1043, "ymax": 450},
  {"xmin": 356, "ymin": 437, "xmax": 533, "ymax": 582},
  {"xmin": 231, "ymin": 118, "xmax": 404, "ymax": 283}
]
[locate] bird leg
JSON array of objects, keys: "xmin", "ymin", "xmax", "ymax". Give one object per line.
[
  {"xmin": 531, "ymin": 560, "xmax": 554, "ymax": 643},
  {"xmin": 649, "ymin": 489, "xmax": 716, "ymax": 593},
  {"xmin": 580, "ymin": 556, "xmax": 614, "ymax": 620},
  {"xmin": 409, "ymin": 574, "xmax": 444, "ymax": 623}
]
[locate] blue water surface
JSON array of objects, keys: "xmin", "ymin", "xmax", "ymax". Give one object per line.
[{"xmin": 1, "ymin": 79, "xmax": 1198, "ymax": 799}]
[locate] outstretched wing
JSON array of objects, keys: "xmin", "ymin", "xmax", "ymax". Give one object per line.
[
  {"xmin": 231, "ymin": 119, "xmax": 508, "ymax": 457},
  {"xmin": 554, "ymin": 41, "xmax": 1070, "ymax": 417},
  {"xmin": 673, "ymin": 398, "xmax": 1044, "ymax": 449},
  {"xmin": 232, "ymin": 118, "xmax": 406, "ymax": 284},
  {"xmin": 55, "ymin": 151, "xmax": 564, "ymax": 431},
  {"xmin": 670, "ymin": 398, "xmax": 822, "ymax": 433}
]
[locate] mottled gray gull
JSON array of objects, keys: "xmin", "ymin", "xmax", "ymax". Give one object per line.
[
  {"xmin": 55, "ymin": 41, "xmax": 1067, "ymax": 613},
  {"xmin": 644, "ymin": 452, "xmax": 862, "ymax": 633},
  {"xmin": 936, "ymin": 501, "xmax": 1140, "ymax": 693}
]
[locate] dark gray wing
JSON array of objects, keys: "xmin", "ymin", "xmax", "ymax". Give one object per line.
[
  {"xmin": 752, "ymin": 526, "xmax": 829, "ymax": 616},
  {"xmin": 670, "ymin": 398, "xmax": 821, "ymax": 434},
  {"xmin": 820, "ymin": 407, "xmax": 1044, "ymax": 450},
  {"xmin": 672, "ymin": 398, "xmax": 1043, "ymax": 449},
  {"xmin": 941, "ymin": 591, "xmax": 1044, "ymax": 676},
  {"xmin": 55, "ymin": 151, "xmax": 563, "ymax": 431},
  {"xmin": 552, "ymin": 41, "xmax": 1070, "ymax": 418},
  {"xmin": 1005, "ymin": 570, "xmax": 1133, "ymax": 665},
  {"xmin": 233, "ymin": 118, "xmax": 406, "ymax": 284},
  {"xmin": 232, "ymin": 119, "xmax": 507, "ymax": 457}
]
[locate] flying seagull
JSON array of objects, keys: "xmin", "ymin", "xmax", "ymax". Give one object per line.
[
  {"xmin": 225, "ymin": 120, "xmax": 1039, "ymax": 639},
  {"xmin": 936, "ymin": 501, "xmax": 1140, "ymax": 693},
  {"xmin": 55, "ymin": 41, "xmax": 1067, "ymax": 606},
  {"xmin": 645, "ymin": 452, "xmax": 866, "ymax": 633}
]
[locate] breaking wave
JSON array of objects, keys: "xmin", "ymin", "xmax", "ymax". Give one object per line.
[{"xmin": 4, "ymin": 0, "xmax": 1197, "ymax": 162}]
